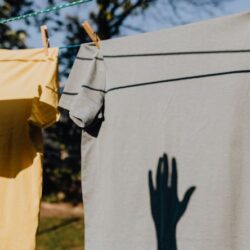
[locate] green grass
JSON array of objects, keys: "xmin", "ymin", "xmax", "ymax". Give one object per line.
[{"xmin": 36, "ymin": 217, "xmax": 84, "ymax": 250}]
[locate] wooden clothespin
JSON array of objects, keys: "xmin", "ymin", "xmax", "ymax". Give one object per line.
[
  {"xmin": 82, "ymin": 21, "xmax": 100, "ymax": 49},
  {"xmin": 40, "ymin": 25, "xmax": 50, "ymax": 55}
]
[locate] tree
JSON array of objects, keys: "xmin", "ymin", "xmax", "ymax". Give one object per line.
[{"xmin": 0, "ymin": 0, "xmax": 33, "ymax": 49}]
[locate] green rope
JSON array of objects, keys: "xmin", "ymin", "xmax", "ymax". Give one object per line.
[
  {"xmin": 59, "ymin": 44, "xmax": 81, "ymax": 49},
  {"xmin": 0, "ymin": 0, "xmax": 92, "ymax": 24}
]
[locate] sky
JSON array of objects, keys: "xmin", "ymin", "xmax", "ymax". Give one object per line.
[
  {"xmin": 227, "ymin": 0, "xmax": 250, "ymax": 11},
  {"xmin": 7, "ymin": 0, "xmax": 250, "ymax": 48},
  {"xmin": 119, "ymin": 0, "xmax": 250, "ymax": 36}
]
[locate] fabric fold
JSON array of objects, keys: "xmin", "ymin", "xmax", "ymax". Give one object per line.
[{"xmin": 59, "ymin": 44, "xmax": 106, "ymax": 128}]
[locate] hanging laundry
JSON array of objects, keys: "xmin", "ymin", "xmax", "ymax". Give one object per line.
[
  {"xmin": 0, "ymin": 48, "xmax": 59, "ymax": 250},
  {"xmin": 59, "ymin": 10, "xmax": 250, "ymax": 250}
]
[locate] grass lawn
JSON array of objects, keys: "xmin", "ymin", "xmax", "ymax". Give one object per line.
[{"xmin": 36, "ymin": 217, "xmax": 84, "ymax": 250}]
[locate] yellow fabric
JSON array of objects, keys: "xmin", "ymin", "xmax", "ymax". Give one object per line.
[{"xmin": 0, "ymin": 48, "xmax": 59, "ymax": 250}]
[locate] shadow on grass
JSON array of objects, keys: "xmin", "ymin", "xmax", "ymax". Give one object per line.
[{"xmin": 38, "ymin": 217, "xmax": 81, "ymax": 235}]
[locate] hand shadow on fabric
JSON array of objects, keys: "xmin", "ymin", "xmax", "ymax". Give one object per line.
[
  {"xmin": 0, "ymin": 99, "xmax": 46, "ymax": 178},
  {"xmin": 148, "ymin": 153, "xmax": 196, "ymax": 250}
]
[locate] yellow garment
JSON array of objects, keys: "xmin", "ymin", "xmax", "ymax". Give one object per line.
[{"xmin": 0, "ymin": 48, "xmax": 59, "ymax": 250}]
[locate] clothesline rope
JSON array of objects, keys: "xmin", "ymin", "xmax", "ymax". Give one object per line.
[
  {"xmin": 0, "ymin": 0, "xmax": 92, "ymax": 24},
  {"xmin": 59, "ymin": 44, "xmax": 81, "ymax": 50}
]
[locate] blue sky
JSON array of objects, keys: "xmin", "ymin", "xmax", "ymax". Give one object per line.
[
  {"xmin": 227, "ymin": 0, "xmax": 250, "ymax": 11},
  {"xmin": 119, "ymin": 0, "xmax": 250, "ymax": 35},
  {"xmin": 8, "ymin": 0, "xmax": 250, "ymax": 48}
]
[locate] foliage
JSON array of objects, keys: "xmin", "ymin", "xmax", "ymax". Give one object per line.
[
  {"xmin": 43, "ymin": 110, "xmax": 82, "ymax": 204},
  {"xmin": 0, "ymin": 0, "xmax": 33, "ymax": 48}
]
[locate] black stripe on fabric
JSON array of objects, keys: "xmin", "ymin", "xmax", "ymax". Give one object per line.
[
  {"xmin": 103, "ymin": 49, "xmax": 250, "ymax": 58},
  {"xmin": 62, "ymin": 91, "xmax": 78, "ymax": 95},
  {"xmin": 81, "ymin": 85, "xmax": 106, "ymax": 93},
  {"xmin": 61, "ymin": 69, "xmax": 250, "ymax": 96},
  {"xmin": 76, "ymin": 50, "xmax": 250, "ymax": 60},
  {"xmin": 106, "ymin": 69, "xmax": 250, "ymax": 93},
  {"xmin": 76, "ymin": 56, "xmax": 104, "ymax": 61},
  {"xmin": 61, "ymin": 86, "xmax": 105, "ymax": 96}
]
